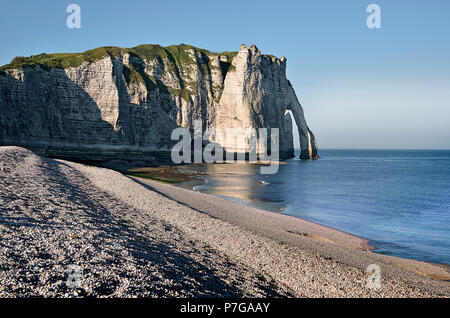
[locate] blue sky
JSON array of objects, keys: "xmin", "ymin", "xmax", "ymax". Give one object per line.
[{"xmin": 1, "ymin": 0, "xmax": 449, "ymax": 149}]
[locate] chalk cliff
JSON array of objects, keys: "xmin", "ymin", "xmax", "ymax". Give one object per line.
[{"xmin": 0, "ymin": 44, "xmax": 318, "ymax": 162}]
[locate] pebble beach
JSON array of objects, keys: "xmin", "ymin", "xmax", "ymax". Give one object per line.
[{"xmin": 0, "ymin": 146, "xmax": 448, "ymax": 298}]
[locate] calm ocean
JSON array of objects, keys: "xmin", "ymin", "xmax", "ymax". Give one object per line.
[{"xmin": 177, "ymin": 149, "xmax": 450, "ymax": 265}]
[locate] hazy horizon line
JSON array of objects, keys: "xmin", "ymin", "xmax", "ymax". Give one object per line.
[{"xmin": 294, "ymin": 148, "xmax": 450, "ymax": 151}]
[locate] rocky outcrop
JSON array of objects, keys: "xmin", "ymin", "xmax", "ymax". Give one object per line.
[{"xmin": 0, "ymin": 44, "xmax": 318, "ymax": 163}]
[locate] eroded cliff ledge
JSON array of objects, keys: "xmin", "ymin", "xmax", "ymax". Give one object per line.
[{"xmin": 0, "ymin": 44, "xmax": 318, "ymax": 163}]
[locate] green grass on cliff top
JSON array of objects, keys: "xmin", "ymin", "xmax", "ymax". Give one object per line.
[
  {"xmin": 0, "ymin": 44, "xmax": 239, "ymax": 73},
  {"xmin": 0, "ymin": 44, "xmax": 241, "ymax": 101}
]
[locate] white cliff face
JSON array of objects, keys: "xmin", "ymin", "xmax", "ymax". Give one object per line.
[
  {"xmin": 0, "ymin": 44, "xmax": 318, "ymax": 161},
  {"xmin": 215, "ymin": 44, "xmax": 318, "ymax": 159}
]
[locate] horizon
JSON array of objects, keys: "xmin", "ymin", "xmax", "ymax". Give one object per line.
[
  {"xmin": 296, "ymin": 147, "xmax": 450, "ymax": 150},
  {"xmin": 1, "ymin": 0, "xmax": 449, "ymax": 150}
]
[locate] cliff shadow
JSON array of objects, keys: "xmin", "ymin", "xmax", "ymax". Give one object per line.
[
  {"xmin": 114, "ymin": 53, "xmax": 185, "ymax": 149},
  {"xmin": 0, "ymin": 62, "xmax": 181, "ymax": 164},
  {"xmin": 0, "ymin": 69, "xmax": 121, "ymax": 152}
]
